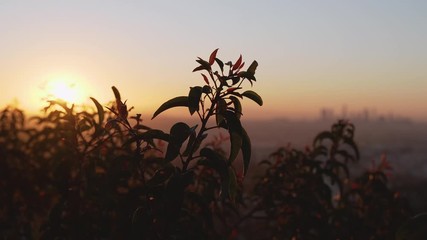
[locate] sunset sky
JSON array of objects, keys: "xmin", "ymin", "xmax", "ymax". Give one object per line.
[{"xmin": 1, "ymin": 1, "xmax": 426, "ymax": 121}]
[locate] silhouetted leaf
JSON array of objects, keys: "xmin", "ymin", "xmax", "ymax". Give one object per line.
[
  {"xmin": 170, "ymin": 122, "xmax": 191, "ymax": 143},
  {"xmin": 223, "ymin": 111, "xmax": 243, "ymax": 163},
  {"xmin": 229, "ymin": 96, "xmax": 242, "ymax": 118},
  {"xmin": 111, "ymin": 86, "xmax": 121, "ymax": 101},
  {"xmin": 194, "ymin": 57, "xmax": 211, "ymax": 72},
  {"xmin": 166, "ymin": 122, "xmax": 191, "ymax": 161},
  {"xmin": 182, "ymin": 125, "xmax": 198, "ymax": 157},
  {"xmin": 188, "ymin": 86, "xmax": 202, "ymax": 115},
  {"xmin": 200, "ymin": 148, "xmax": 229, "ymax": 199},
  {"xmin": 229, "ymin": 131, "xmax": 242, "ymax": 163},
  {"xmin": 232, "ymin": 54, "xmax": 243, "ymax": 71},
  {"xmin": 202, "ymin": 85, "xmax": 211, "ymax": 94},
  {"xmin": 201, "ymin": 73, "xmax": 209, "ymax": 85},
  {"xmin": 313, "ymin": 131, "xmax": 335, "ymax": 146},
  {"xmin": 242, "ymin": 90, "xmax": 263, "ymax": 106},
  {"xmin": 130, "ymin": 129, "xmax": 170, "ymax": 145},
  {"xmin": 247, "ymin": 60, "xmax": 258, "ymax": 75},
  {"xmin": 152, "ymin": 96, "xmax": 188, "ymax": 119},
  {"xmin": 343, "ymin": 138, "xmax": 360, "ymax": 160},
  {"xmin": 209, "ymin": 48, "xmax": 219, "ymax": 65},
  {"xmin": 215, "ymin": 58, "xmax": 224, "ymax": 73},
  {"xmin": 216, "ymin": 99, "xmax": 227, "ymax": 126},
  {"xmin": 90, "ymin": 97, "xmax": 104, "ymax": 125},
  {"xmin": 146, "ymin": 165, "xmax": 175, "ymax": 187}
]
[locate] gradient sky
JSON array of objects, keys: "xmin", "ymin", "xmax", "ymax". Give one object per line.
[{"xmin": 1, "ymin": 1, "xmax": 426, "ymax": 121}]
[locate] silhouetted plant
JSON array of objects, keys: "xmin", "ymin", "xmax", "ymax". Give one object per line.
[
  {"xmin": 244, "ymin": 120, "xmax": 411, "ymax": 240},
  {"xmin": 106, "ymin": 49, "xmax": 262, "ymax": 239},
  {"xmin": 0, "ymin": 50, "xmax": 417, "ymax": 240}
]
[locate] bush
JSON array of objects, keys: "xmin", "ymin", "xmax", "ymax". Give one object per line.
[{"xmin": 0, "ymin": 49, "xmax": 414, "ymax": 239}]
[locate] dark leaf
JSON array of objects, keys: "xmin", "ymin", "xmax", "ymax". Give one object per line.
[
  {"xmin": 188, "ymin": 86, "xmax": 202, "ymax": 115},
  {"xmin": 343, "ymin": 138, "xmax": 360, "ymax": 160},
  {"xmin": 90, "ymin": 97, "xmax": 104, "ymax": 125},
  {"xmin": 247, "ymin": 60, "xmax": 258, "ymax": 75},
  {"xmin": 229, "ymin": 131, "xmax": 242, "ymax": 163},
  {"xmin": 111, "ymin": 86, "xmax": 121, "ymax": 101},
  {"xmin": 193, "ymin": 65, "xmax": 206, "ymax": 72},
  {"xmin": 229, "ymin": 96, "xmax": 242, "ymax": 118},
  {"xmin": 242, "ymin": 90, "xmax": 263, "ymax": 106},
  {"xmin": 313, "ymin": 131, "xmax": 335, "ymax": 146},
  {"xmin": 182, "ymin": 125, "xmax": 198, "ymax": 157},
  {"xmin": 215, "ymin": 58, "xmax": 224, "ymax": 73},
  {"xmin": 170, "ymin": 122, "xmax": 191, "ymax": 144},
  {"xmin": 223, "ymin": 111, "xmax": 243, "ymax": 163},
  {"xmin": 202, "ymin": 85, "xmax": 211, "ymax": 94},
  {"xmin": 146, "ymin": 165, "xmax": 175, "ymax": 187},
  {"xmin": 195, "ymin": 57, "xmax": 211, "ymax": 72},
  {"xmin": 166, "ymin": 122, "xmax": 191, "ymax": 161},
  {"xmin": 152, "ymin": 96, "xmax": 189, "ymax": 119},
  {"xmin": 200, "ymin": 148, "xmax": 230, "ymax": 199}
]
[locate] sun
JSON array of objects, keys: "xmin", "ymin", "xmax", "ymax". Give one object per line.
[{"xmin": 45, "ymin": 78, "xmax": 86, "ymax": 104}]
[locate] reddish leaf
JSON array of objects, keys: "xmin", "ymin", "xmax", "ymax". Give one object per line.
[
  {"xmin": 201, "ymin": 73, "xmax": 209, "ymax": 85},
  {"xmin": 232, "ymin": 54, "xmax": 242, "ymax": 71},
  {"xmin": 209, "ymin": 48, "xmax": 219, "ymax": 65},
  {"xmin": 227, "ymin": 87, "xmax": 241, "ymax": 93}
]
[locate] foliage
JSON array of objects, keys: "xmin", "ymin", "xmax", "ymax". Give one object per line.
[
  {"xmin": 247, "ymin": 120, "xmax": 412, "ymax": 239},
  {"xmin": 0, "ymin": 50, "xmax": 417, "ymax": 239}
]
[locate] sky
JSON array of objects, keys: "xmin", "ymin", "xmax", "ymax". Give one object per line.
[{"xmin": 0, "ymin": 1, "xmax": 426, "ymax": 121}]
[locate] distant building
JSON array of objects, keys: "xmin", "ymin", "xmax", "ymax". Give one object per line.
[{"xmin": 320, "ymin": 108, "xmax": 334, "ymax": 121}]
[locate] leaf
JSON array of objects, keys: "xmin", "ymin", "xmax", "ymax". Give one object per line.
[
  {"xmin": 232, "ymin": 54, "xmax": 242, "ymax": 71},
  {"xmin": 182, "ymin": 125, "xmax": 198, "ymax": 157},
  {"xmin": 146, "ymin": 165, "xmax": 175, "ymax": 187},
  {"xmin": 223, "ymin": 111, "xmax": 243, "ymax": 163},
  {"xmin": 343, "ymin": 138, "xmax": 360, "ymax": 160},
  {"xmin": 188, "ymin": 86, "xmax": 202, "ymax": 115},
  {"xmin": 200, "ymin": 148, "xmax": 230, "ymax": 199},
  {"xmin": 313, "ymin": 131, "xmax": 335, "ymax": 147},
  {"xmin": 209, "ymin": 48, "xmax": 219, "ymax": 65},
  {"xmin": 242, "ymin": 90, "xmax": 263, "ymax": 106},
  {"xmin": 216, "ymin": 98, "xmax": 227, "ymax": 126},
  {"xmin": 215, "ymin": 58, "xmax": 224, "ymax": 73},
  {"xmin": 152, "ymin": 96, "xmax": 188, "ymax": 119},
  {"xmin": 128, "ymin": 129, "xmax": 170, "ymax": 146},
  {"xmin": 170, "ymin": 122, "xmax": 191, "ymax": 144},
  {"xmin": 201, "ymin": 73, "xmax": 209, "ymax": 85},
  {"xmin": 165, "ymin": 122, "xmax": 191, "ymax": 161},
  {"xmin": 194, "ymin": 57, "xmax": 211, "ymax": 72},
  {"xmin": 90, "ymin": 97, "xmax": 104, "ymax": 125},
  {"xmin": 247, "ymin": 60, "xmax": 258, "ymax": 75},
  {"xmin": 111, "ymin": 86, "xmax": 121, "ymax": 101},
  {"xmin": 238, "ymin": 71, "xmax": 256, "ymax": 83},
  {"xmin": 229, "ymin": 131, "xmax": 242, "ymax": 163},
  {"xmin": 229, "ymin": 96, "xmax": 242, "ymax": 118},
  {"xmin": 241, "ymin": 127, "xmax": 251, "ymax": 175},
  {"xmin": 193, "ymin": 65, "xmax": 206, "ymax": 72}
]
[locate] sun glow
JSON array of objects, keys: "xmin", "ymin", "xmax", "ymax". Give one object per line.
[{"xmin": 44, "ymin": 77, "xmax": 86, "ymax": 104}]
